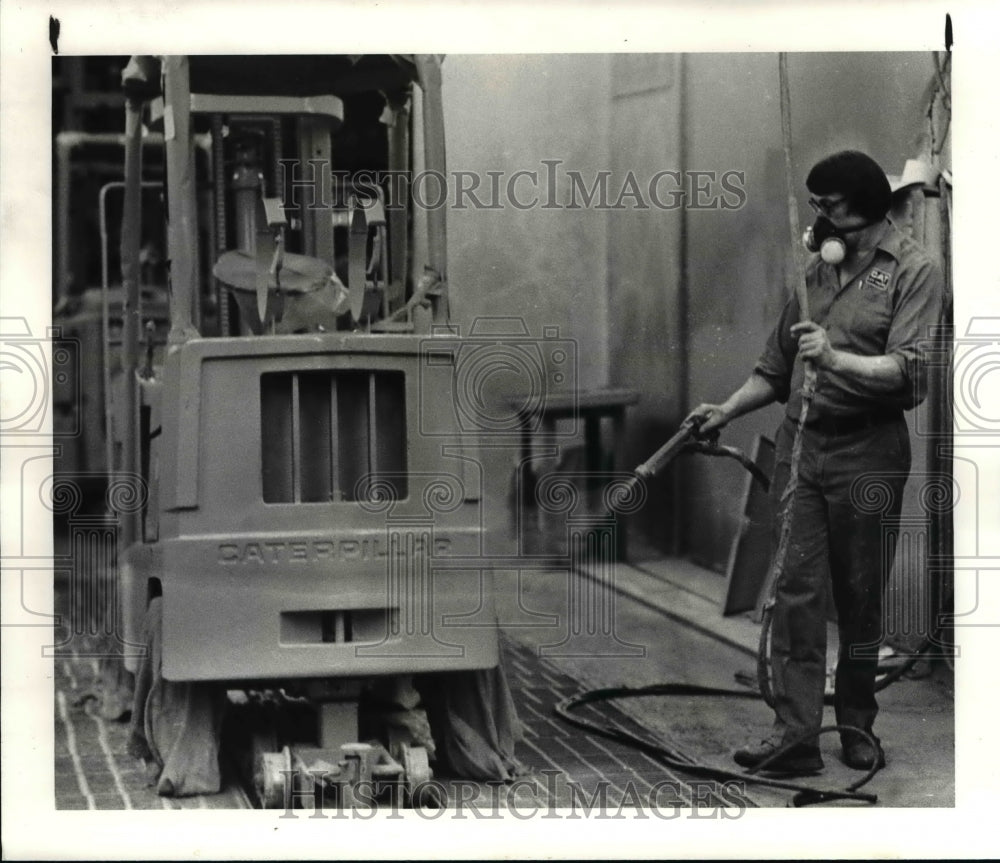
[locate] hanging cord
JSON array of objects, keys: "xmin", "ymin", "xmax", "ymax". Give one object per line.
[
  {"xmin": 932, "ymin": 51, "xmax": 952, "ymax": 114},
  {"xmin": 756, "ymin": 52, "xmax": 819, "ymax": 707},
  {"xmin": 929, "ymin": 52, "xmax": 952, "ymax": 159}
]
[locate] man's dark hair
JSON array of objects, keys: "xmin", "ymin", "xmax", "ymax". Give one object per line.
[{"xmin": 806, "ymin": 150, "xmax": 892, "ymax": 222}]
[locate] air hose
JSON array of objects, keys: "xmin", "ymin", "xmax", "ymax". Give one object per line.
[
  {"xmin": 553, "ymin": 632, "xmax": 943, "ymax": 807},
  {"xmin": 552, "ymin": 411, "xmax": 943, "ymax": 807},
  {"xmin": 554, "ymin": 686, "xmax": 882, "ymax": 807},
  {"xmin": 551, "ymin": 404, "xmax": 884, "ymax": 808}
]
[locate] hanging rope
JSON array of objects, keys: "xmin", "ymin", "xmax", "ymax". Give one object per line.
[
  {"xmin": 755, "ymin": 53, "xmax": 818, "ymax": 707},
  {"xmin": 929, "ymin": 52, "xmax": 952, "ymax": 159}
]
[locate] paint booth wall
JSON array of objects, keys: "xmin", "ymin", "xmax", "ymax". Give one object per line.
[
  {"xmin": 443, "ymin": 54, "xmax": 611, "ymax": 386},
  {"xmin": 440, "ymin": 53, "xmax": 946, "ymax": 572},
  {"xmin": 682, "ymin": 52, "xmax": 944, "ymax": 571},
  {"xmin": 442, "ymin": 55, "xmax": 613, "ymax": 548}
]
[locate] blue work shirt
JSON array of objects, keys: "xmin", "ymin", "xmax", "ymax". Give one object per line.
[{"xmin": 754, "ymin": 221, "xmax": 945, "ymax": 420}]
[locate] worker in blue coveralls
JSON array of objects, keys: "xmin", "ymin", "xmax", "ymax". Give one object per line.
[{"xmin": 689, "ymin": 150, "xmax": 944, "ymax": 775}]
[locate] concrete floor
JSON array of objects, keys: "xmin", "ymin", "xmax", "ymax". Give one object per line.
[
  {"xmin": 49, "ymin": 505, "xmax": 953, "ymax": 812},
  {"xmin": 495, "ymin": 556, "xmax": 955, "ymax": 809},
  {"xmin": 54, "ymin": 631, "xmax": 726, "ymax": 813}
]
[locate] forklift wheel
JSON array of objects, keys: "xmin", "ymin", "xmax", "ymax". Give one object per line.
[{"xmin": 256, "ymin": 745, "xmax": 293, "ymax": 810}]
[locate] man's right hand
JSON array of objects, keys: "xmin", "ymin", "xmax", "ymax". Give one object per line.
[{"xmin": 686, "ymin": 403, "xmax": 731, "ymax": 434}]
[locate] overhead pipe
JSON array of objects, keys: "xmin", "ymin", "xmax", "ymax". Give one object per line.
[
  {"xmin": 100, "ymin": 179, "xmax": 159, "ymax": 480},
  {"xmin": 55, "ymin": 131, "xmax": 163, "ymax": 305},
  {"xmin": 385, "ymin": 92, "xmax": 410, "ymax": 312},
  {"xmin": 414, "ymin": 55, "xmax": 448, "ymax": 324},
  {"xmin": 119, "ymin": 98, "xmax": 144, "ymax": 547},
  {"xmin": 409, "ymin": 82, "xmax": 428, "ymax": 295},
  {"xmin": 54, "ymin": 129, "xmax": 211, "ymax": 307}
]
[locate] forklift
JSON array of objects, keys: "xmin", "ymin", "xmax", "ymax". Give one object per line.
[{"xmin": 112, "ymin": 55, "xmax": 506, "ymax": 808}]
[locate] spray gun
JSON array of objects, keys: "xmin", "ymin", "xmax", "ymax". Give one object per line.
[{"xmin": 623, "ymin": 416, "xmax": 770, "ymax": 497}]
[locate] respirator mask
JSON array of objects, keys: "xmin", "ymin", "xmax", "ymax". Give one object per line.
[{"xmin": 802, "ymin": 197, "xmax": 876, "ymax": 266}]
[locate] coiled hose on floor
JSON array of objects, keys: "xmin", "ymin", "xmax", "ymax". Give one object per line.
[{"xmin": 554, "ymin": 635, "xmax": 942, "ymax": 807}]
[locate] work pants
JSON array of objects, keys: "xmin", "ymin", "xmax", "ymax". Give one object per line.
[{"xmin": 768, "ymin": 415, "xmax": 911, "ymax": 744}]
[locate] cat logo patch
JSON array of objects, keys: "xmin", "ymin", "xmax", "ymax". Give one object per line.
[{"xmin": 865, "ymin": 268, "xmax": 892, "ymax": 292}]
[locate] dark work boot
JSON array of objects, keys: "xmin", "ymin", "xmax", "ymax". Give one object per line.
[
  {"xmin": 841, "ymin": 735, "xmax": 885, "ymax": 771},
  {"xmin": 734, "ymin": 735, "xmax": 824, "ymax": 775}
]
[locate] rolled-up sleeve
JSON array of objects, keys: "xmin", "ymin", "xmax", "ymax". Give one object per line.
[
  {"xmin": 753, "ymin": 297, "xmax": 798, "ymax": 404},
  {"xmin": 885, "ymin": 257, "xmax": 945, "ymax": 408}
]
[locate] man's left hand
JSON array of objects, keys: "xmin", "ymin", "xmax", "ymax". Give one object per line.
[{"xmin": 791, "ymin": 321, "xmax": 838, "ymax": 370}]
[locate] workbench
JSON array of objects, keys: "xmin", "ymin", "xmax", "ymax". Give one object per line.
[{"xmin": 511, "ymin": 387, "xmax": 639, "ymax": 558}]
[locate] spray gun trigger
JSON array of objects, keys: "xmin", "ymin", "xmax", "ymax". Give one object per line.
[{"xmin": 689, "ymin": 415, "xmax": 718, "ymax": 443}]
